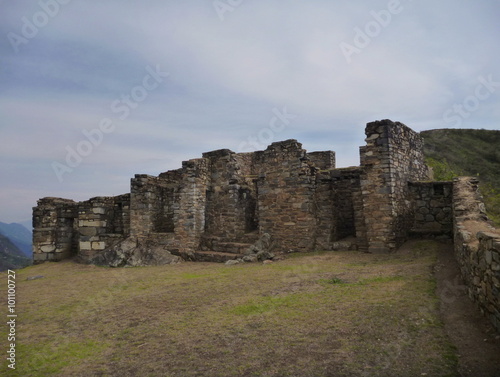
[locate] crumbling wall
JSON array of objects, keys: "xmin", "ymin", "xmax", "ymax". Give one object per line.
[
  {"xmin": 130, "ymin": 174, "xmax": 178, "ymax": 236},
  {"xmin": 33, "ymin": 119, "xmax": 450, "ymax": 264},
  {"xmin": 313, "ymin": 167, "xmax": 365, "ymax": 251},
  {"xmin": 314, "ymin": 171, "xmax": 336, "ymax": 250},
  {"xmin": 332, "ymin": 168, "xmax": 363, "ymax": 241},
  {"xmin": 202, "ymin": 149, "xmax": 257, "ymax": 239},
  {"xmin": 77, "ymin": 195, "xmax": 130, "ymax": 263},
  {"xmin": 453, "ymin": 177, "xmax": 500, "ymax": 333},
  {"xmin": 127, "ymin": 158, "xmax": 210, "ymax": 255},
  {"xmin": 33, "ymin": 198, "xmax": 78, "ymax": 263},
  {"xmin": 307, "ymin": 151, "xmax": 335, "ymax": 170},
  {"xmin": 360, "ymin": 120, "xmax": 430, "ymax": 252},
  {"xmin": 173, "ymin": 159, "xmax": 210, "ymax": 251},
  {"xmin": 254, "ymin": 140, "xmax": 318, "ymax": 252},
  {"xmin": 409, "ymin": 182, "xmax": 453, "ymax": 238}
]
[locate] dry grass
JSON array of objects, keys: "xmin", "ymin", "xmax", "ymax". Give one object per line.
[{"xmin": 0, "ymin": 241, "xmax": 458, "ymax": 377}]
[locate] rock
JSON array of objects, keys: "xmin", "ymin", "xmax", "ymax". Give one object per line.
[
  {"xmin": 244, "ymin": 233, "xmax": 275, "ymax": 261},
  {"xmin": 26, "ymin": 275, "xmax": 44, "ymax": 281},
  {"xmin": 90, "ymin": 237, "xmax": 182, "ymax": 267},
  {"xmin": 332, "ymin": 241, "xmax": 352, "ymax": 251},
  {"xmin": 225, "ymin": 259, "xmax": 240, "ymax": 266},
  {"xmin": 262, "ymin": 260, "xmax": 273, "ymax": 265},
  {"xmin": 243, "ymin": 255, "xmax": 258, "ymax": 263}
]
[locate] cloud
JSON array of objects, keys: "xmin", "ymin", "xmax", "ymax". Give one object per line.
[{"xmin": 0, "ymin": 0, "xmax": 499, "ymax": 223}]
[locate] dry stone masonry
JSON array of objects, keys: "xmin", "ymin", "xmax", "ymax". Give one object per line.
[
  {"xmin": 32, "ymin": 119, "xmax": 500, "ymax": 333},
  {"xmin": 33, "ymin": 120, "xmax": 436, "ymax": 264},
  {"xmin": 453, "ymin": 177, "xmax": 500, "ymax": 333}
]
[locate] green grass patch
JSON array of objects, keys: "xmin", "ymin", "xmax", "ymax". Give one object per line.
[
  {"xmin": 11, "ymin": 340, "xmax": 109, "ymax": 377},
  {"xmin": 323, "ymin": 276, "xmax": 345, "ymax": 284}
]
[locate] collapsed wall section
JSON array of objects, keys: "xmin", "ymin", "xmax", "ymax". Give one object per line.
[{"xmin": 77, "ymin": 194, "xmax": 130, "ymax": 263}]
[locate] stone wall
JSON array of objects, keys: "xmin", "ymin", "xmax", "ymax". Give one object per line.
[
  {"xmin": 332, "ymin": 168, "xmax": 363, "ymax": 241},
  {"xmin": 174, "ymin": 158, "xmax": 210, "ymax": 251},
  {"xmin": 33, "ymin": 198, "xmax": 78, "ymax": 263},
  {"xmin": 409, "ymin": 182, "xmax": 453, "ymax": 238},
  {"xmin": 453, "ymin": 177, "xmax": 500, "ymax": 333},
  {"xmin": 130, "ymin": 174, "xmax": 180, "ymax": 236},
  {"xmin": 307, "ymin": 151, "xmax": 335, "ymax": 170},
  {"xmin": 33, "ymin": 119, "xmax": 440, "ymax": 264},
  {"xmin": 202, "ymin": 149, "xmax": 257, "ymax": 238},
  {"xmin": 313, "ymin": 167, "xmax": 366, "ymax": 251},
  {"xmin": 77, "ymin": 195, "xmax": 130, "ymax": 262},
  {"xmin": 254, "ymin": 140, "xmax": 318, "ymax": 252},
  {"xmin": 360, "ymin": 120, "xmax": 430, "ymax": 252}
]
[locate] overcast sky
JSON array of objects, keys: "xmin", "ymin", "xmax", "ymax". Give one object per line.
[{"xmin": 1, "ymin": 0, "xmax": 499, "ymax": 226}]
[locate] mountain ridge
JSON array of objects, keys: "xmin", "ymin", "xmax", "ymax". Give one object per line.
[
  {"xmin": 0, "ymin": 221, "xmax": 32, "ymax": 257},
  {"xmin": 0, "ymin": 233, "xmax": 31, "ymax": 271}
]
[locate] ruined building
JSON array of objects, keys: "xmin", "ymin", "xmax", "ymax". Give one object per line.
[
  {"xmin": 32, "ymin": 118, "xmax": 500, "ymax": 332},
  {"xmin": 33, "ymin": 119, "xmax": 457, "ymax": 265}
]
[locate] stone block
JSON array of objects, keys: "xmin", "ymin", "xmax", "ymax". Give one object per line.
[
  {"xmin": 40, "ymin": 245, "xmax": 56, "ymax": 253},
  {"xmin": 79, "ymin": 241, "xmax": 91, "ymax": 250},
  {"xmin": 92, "ymin": 242, "xmax": 106, "ymax": 250},
  {"xmin": 33, "ymin": 253, "xmax": 47, "ymax": 261},
  {"xmin": 485, "ymin": 250, "xmax": 493, "ymax": 265},
  {"xmin": 477, "ymin": 232, "xmax": 499, "ymax": 241},
  {"xmin": 80, "ymin": 227, "xmax": 97, "ymax": 237}
]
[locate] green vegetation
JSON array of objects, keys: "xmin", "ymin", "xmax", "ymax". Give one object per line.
[
  {"xmin": 0, "ymin": 234, "xmax": 32, "ymax": 271},
  {"xmin": 0, "ymin": 243, "xmax": 458, "ymax": 377},
  {"xmin": 421, "ymin": 128, "xmax": 500, "ymax": 225}
]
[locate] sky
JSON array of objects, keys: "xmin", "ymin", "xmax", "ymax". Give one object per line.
[{"xmin": 1, "ymin": 0, "xmax": 499, "ymax": 226}]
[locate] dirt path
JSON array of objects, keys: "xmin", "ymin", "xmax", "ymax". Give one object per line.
[{"xmin": 435, "ymin": 242, "xmax": 500, "ymax": 377}]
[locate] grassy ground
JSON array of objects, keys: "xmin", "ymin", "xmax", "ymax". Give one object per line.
[{"xmin": 0, "ymin": 241, "xmax": 458, "ymax": 377}]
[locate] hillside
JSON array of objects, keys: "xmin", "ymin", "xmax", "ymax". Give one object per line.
[
  {"xmin": 0, "ymin": 221, "xmax": 32, "ymax": 257},
  {"xmin": 421, "ymin": 129, "xmax": 500, "ymax": 225},
  {"xmin": 0, "ymin": 233, "xmax": 32, "ymax": 271}
]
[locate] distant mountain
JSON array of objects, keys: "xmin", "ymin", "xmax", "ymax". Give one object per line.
[
  {"xmin": 19, "ymin": 219, "xmax": 33, "ymax": 233},
  {"xmin": 0, "ymin": 222, "xmax": 32, "ymax": 257},
  {"xmin": 421, "ymin": 128, "xmax": 500, "ymax": 225},
  {"xmin": 0, "ymin": 234, "xmax": 31, "ymax": 271}
]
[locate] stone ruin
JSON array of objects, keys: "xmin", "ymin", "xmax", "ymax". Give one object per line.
[
  {"xmin": 32, "ymin": 118, "xmax": 500, "ymax": 332},
  {"xmin": 33, "ymin": 119, "xmax": 457, "ymax": 265}
]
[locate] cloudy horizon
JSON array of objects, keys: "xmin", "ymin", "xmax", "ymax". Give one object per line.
[{"xmin": 1, "ymin": 0, "xmax": 499, "ymax": 226}]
